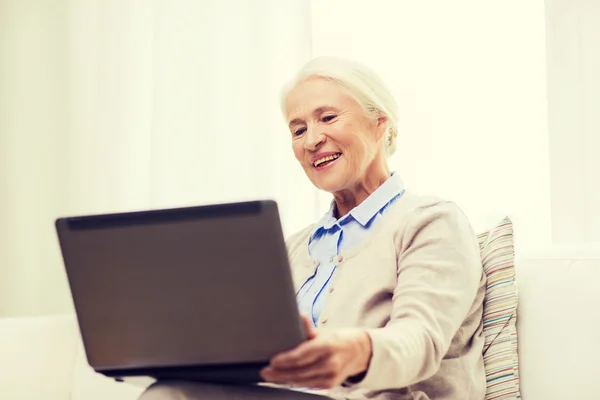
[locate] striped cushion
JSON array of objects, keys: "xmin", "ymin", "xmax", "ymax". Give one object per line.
[{"xmin": 478, "ymin": 217, "xmax": 521, "ymax": 400}]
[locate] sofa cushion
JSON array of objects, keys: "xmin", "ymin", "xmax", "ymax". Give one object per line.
[
  {"xmin": 478, "ymin": 217, "xmax": 521, "ymax": 399},
  {"xmin": 515, "ymin": 254, "xmax": 600, "ymax": 399},
  {"xmin": 0, "ymin": 314, "xmax": 146, "ymax": 400},
  {"xmin": 0, "ymin": 314, "xmax": 78, "ymax": 400}
]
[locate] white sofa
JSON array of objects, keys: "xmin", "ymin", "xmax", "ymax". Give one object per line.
[{"xmin": 1, "ymin": 255, "xmax": 599, "ymax": 400}]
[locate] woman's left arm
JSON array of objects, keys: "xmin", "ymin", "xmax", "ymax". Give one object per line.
[
  {"xmin": 352, "ymin": 201, "xmax": 484, "ymax": 390},
  {"xmin": 261, "ymin": 201, "xmax": 483, "ymax": 391}
]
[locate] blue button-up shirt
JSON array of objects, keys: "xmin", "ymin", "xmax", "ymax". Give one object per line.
[{"xmin": 296, "ymin": 173, "xmax": 405, "ymax": 326}]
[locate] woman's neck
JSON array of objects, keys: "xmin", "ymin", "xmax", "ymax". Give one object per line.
[{"xmin": 332, "ymin": 165, "xmax": 391, "ymax": 218}]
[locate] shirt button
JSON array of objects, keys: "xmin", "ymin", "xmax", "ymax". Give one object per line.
[
  {"xmin": 337, "ymin": 255, "xmax": 344, "ymax": 263},
  {"xmin": 321, "ymin": 316, "xmax": 328, "ymax": 324},
  {"xmin": 329, "ymin": 287, "xmax": 334, "ymax": 293},
  {"xmin": 328, "ymin": 256, "xmax": 334, "ymax": 263}
]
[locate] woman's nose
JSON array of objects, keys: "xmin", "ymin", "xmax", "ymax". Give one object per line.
[{"xmin": 304, "ymin": 129, "xmax": 325, "ymax": 151}]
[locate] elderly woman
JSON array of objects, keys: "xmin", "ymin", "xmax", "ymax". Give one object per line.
[{"xmin": 141, "ymin": 57, "xmax": 486, "ymax": 400}]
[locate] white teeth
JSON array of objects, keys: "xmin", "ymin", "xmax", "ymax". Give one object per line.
[{"xmin": 314, "ymin": 153, "xmax": 340, "ymax": 167}]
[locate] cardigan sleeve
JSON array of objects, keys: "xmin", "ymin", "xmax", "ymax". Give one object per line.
[{"xmin": 346, "ymin": 201, "xmax": 484, "ymax": 391}]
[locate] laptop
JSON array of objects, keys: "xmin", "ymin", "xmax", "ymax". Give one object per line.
[{"xmin": 55, "ymin": 200, "xmax": 306, "ymax": 384}]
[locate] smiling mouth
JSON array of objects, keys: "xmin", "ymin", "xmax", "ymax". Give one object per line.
[{"xmin": 313, "ymin": 153, "xmax": 342, "ymax": 168}]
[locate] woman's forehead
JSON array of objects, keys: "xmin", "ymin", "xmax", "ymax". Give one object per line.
[{"xmin": 285, "ymin": 78, "xmax": 357, "ymax": 119}]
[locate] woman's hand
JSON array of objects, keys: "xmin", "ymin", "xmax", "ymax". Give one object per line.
[{"xmin": 260, "ymin": 315, "xmax": 372, "ymax": 390}]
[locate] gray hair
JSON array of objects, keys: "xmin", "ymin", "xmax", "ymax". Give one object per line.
[{"xmin": 281, "ymin": 56, "xmax": 399, "ymax": 157}]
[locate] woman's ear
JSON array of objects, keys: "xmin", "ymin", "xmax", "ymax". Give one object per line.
[{"xmin": 375, "ymin": 115, "xmax": 388, "ymax": 140}]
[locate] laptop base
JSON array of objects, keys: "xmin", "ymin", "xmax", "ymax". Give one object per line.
[{"xmin": 104, "ymin": 361, "xmax": 268, "ymax": 385}]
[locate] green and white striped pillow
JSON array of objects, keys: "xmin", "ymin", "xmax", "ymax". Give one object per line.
[{"xmin": 478, "ymin": 217, "xmax": 521, "ymax": 400}]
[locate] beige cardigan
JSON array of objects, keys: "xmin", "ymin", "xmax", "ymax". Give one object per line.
[{"xmin": 285, "ymin": 193, "xmax": 487, "ymax": 400}]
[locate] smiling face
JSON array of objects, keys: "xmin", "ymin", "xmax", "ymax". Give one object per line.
[{"xmin": 285, "ymin": 77, "xmax": 389, "ymax": 195}]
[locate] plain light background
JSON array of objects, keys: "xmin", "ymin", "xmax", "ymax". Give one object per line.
[
  {"xmin": 0, "ymin": 0, "xmax": 598, "ymax": 317},
  {"xmin": 0, "ymin": 0, "xmax": 316, "ymax": 316},
  {"xmin": 545, "ymin": 0, "xmax": 600, "ymax": 244},
  {"xmin": 312, "ymin": 0, "xmax": 552, "ymax": 249}
]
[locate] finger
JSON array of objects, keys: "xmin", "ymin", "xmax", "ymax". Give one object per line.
[
  {"xmin": 300, "ymin": 314, "xmax": 317, "ymax": 340},
  {"xmin": 262, "ymin": 353, "xmax": 327, "ymax": 381},
  {"xmin": 263, "ymin": 369, "xmax": 337, "ymax": 389},
  {"xmin": 270, "ymin": 340, "xmax": 332, "ymax": 369},
  {"xmin": 296, "ymin": 376, "xmax": 340, "ymax": 390},
  {"xmin": 262, "ymin": 363, "xmax": 341, "ymax": 390},
  {"xmin": 263, "ymin": 355, "xmax": 341, "ymax": 384}
]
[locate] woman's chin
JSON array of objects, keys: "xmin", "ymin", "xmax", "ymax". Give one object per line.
[
  {"xmin": 311, "ymin": 176, "xmax": 346, "ymax": 194},
  {"xmin": 304, "ymin": 165, "xmax": 349, "ymax": 193}
]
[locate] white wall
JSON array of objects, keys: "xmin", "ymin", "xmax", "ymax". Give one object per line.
[
  {"xmin": 2, "ymin": 0, "xmax": 598, "ymax": 317},
  {"xmin": 0, "ymin": 0, "xmax": 315, "ymax": 317},
  {"xmin": 546, "ymin": 0, "xmax": 600, "ymax": 244},
  {"xmin": 0, "ymin": 0, "xmax": 72, "ymax": 316},
  {"xmin": 64, "ymin": 0, "xmax": 317, "ymax": 234},
  {"xmin": 311, "ymin": 0, "xmax": 552, "ymax": 250}
]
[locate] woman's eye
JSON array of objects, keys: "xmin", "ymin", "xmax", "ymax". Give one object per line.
[
  {"xmin": 294, "ymin": 127, "xmax": 306, "ymax": 136},
  {"xmin": 322, "ymin": 115, "xmax": 336, "ymax": 122}
]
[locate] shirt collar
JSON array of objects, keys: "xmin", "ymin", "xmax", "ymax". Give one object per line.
[
  {"xmin": 310, "ymin": 173, "xmax": 405, "ymax": 237},
  {"xmin": 348, "ymin": 172, "xmax": 404, "ymax": 226}
]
